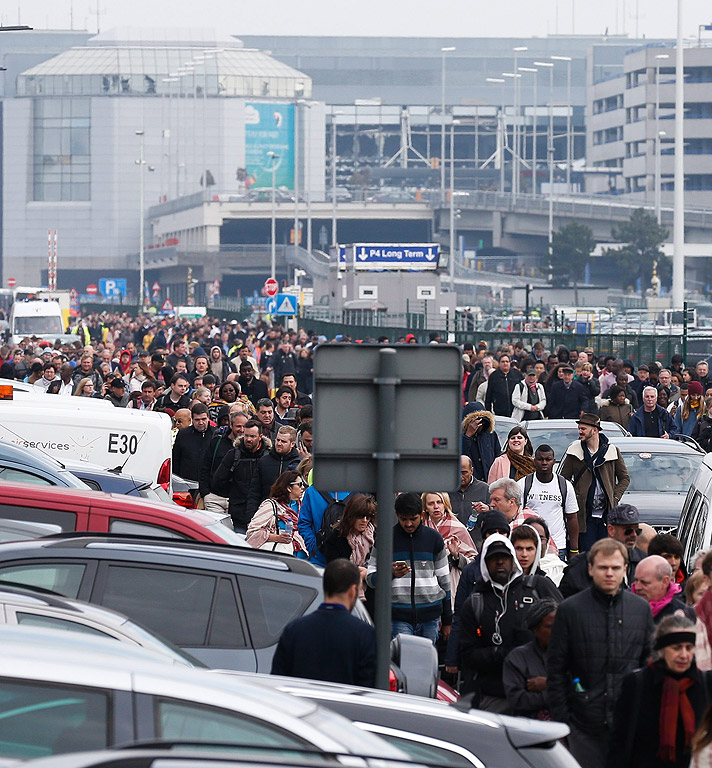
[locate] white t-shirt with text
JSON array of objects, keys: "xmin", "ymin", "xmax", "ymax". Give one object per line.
[{"xmin": 517, "ymin": 475, "xmax": 578, "ymax": 550}]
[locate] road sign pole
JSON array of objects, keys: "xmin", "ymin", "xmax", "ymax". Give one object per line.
[{"xmin": 374, "ymin": 348, "xmax": 399, "ymax": 691}]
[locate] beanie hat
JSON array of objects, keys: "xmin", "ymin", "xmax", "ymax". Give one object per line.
[
  {"xmin": 481, "ymin": 509, "xmax": 510, "ymax": 537},
  {"xmin": 688, "ymin": 381, "xmax": 703, "ymax": 397}
]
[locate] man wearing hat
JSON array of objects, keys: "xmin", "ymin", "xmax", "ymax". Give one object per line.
[
  {"xmin": 547, "ymin": 364, "xmax": 589, "ymax": 419},
  {"xmin": 558, "ymin": 413, "xmax": 630, "ymax": 552},
  {"xmin": 104, "ymin": 376, "xmax": 129, "ymax": 407},
  {"xmin": 631, "ymin": 362, "xmax": 650, "ymax": 400},
  {"xmin": 511, "ymin": 367, "xmax": 546, "ymax": 422},
  {"xmin": 559, "ymin": 503, "xmax": 647, "ymax": 597}
]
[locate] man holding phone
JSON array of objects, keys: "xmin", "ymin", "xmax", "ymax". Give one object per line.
[{"xmin": 366, "ymin": 492, "xmax": 451, "ymax": 645}]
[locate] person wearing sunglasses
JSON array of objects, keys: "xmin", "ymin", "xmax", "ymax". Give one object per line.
[
  {"xmin": 321, "ymin": 493, "xmax": 376, "ymax": 601},
  {"xmin": 559, "ymin": 504, "xmax": 647, "ymax": 599},
  {"xmin": 246, "ymin": 469, "xmax": 307, "ymax": 558}
]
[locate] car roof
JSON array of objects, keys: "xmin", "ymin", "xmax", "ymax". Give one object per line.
[
  {"xmin": 524, "ymin": 419, "xmax": 626, "ymax": 433},
  {"xmin": 0, "ymin": 533, "xmax": 320, "ymax": 576},
  {"xmin": 0, "ymin": 479, "xmax": 217, "ymax": 525},
  {"xmin": 0, "ymin": 440, "xmax": 86, "ymax": 477},
  {"xmin": 606, "ymin": 435, "xmax": 702, "ymax": 454}
]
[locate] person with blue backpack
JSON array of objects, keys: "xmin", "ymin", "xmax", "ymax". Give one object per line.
[{"xmin": 298, "ymin": 485, "xmax": 353, "ymax": 566}]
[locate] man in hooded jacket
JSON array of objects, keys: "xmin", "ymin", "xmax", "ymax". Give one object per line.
[{"xmin": 458, "ymin": 534, "xmax": 562, "ymax": 712}]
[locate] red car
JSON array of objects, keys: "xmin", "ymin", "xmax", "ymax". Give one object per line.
[{"xmin": 0, "ymin": 481, "xmax": 244, "ymax": 545}]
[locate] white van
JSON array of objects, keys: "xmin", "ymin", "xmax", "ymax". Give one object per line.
[
  {"xmin": 680, "ymin": 453, "xmax": 712, "ymax": 568},
  {"xmin": 8, "ymin": 299, "xmax": 75, "ymax": 346},
  {"xmin": 0, "ymin": 400, "xmax": 172, "ymax": 490},
  {"xmin": 0, "ymin": 378, "xmax": 112, "ymax": 408}
]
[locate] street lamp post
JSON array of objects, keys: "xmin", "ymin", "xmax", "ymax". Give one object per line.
[
  {"xmin": 135, "ymin": 129, "xmax": 146, "ymax": 308},
  {"xmin": 551, "ymin": 55, "xmax": 572, "ymax": 193},
  {"xmin": 267, "ymin": 151, "xmax": 279, "ymax": 281},
  {"xmin": 672, "ymin": 0, "xmax": 685, "ymax": 307},
  {"xmin": 512, "ymin": 47, "xmax": 528, "ymax": 197},
  {"xmin": 331, "ymin": 111, "xmax": 343, "ymax": 248},
  {"xmin": 519, "ymin": 66, "xmax": 539, "ymax": 194},
  {"xmin": 534, "ymin": 61, "xmax": 554, "ymax": 204},
  {"xmin": 655, "ymin": 53, "xmax": 669, "ymax": 224},
  {"xmin": 449, "ymin": 119, "xmax": 460, "ymax": 292},
  {"xmin": 440, "ymin": 46, "xmax": 456, "ymax": 201},
  {"xmin": 502, "ymin": 71, "xmax": 522, "ymax": 198},
  {"xmin": 486, "ymin": 77, "xmax": 506, "ymax": 192}
]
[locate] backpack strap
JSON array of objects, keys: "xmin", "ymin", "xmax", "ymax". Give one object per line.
[
  {"xmin": 522, "ymin": 473, "xmax": 534, "ymax": 507},
  {"xmin": 318, "ymin": 490, "xmax": 334, "ymax": 505}
]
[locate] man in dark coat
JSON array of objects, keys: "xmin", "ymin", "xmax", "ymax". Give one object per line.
[
  {"xmin": 547, "ymin": 538, "xmax": 654, "ymax": 768},
  {"xmin": 236, "ymin": 361, "xmax": 269, "ymax": 407},
  {"xmin": 484, "ymin": 354, "xmax": 522, "ymax": 417},
  {"xmin": 458, "ymin": 534, "xmax": 561, "ymax": 712},
  {"xmin": 547, "ymin": 365, "xmax": 590, "ymax": 419},
  {"xmin": 212, "ymin": 419, "xmax": 269, "ymax": 531},
  {"xmin": 271, "ymin": 559, "xmax": 376, "ymax": 687},
  {"xmin": 628, "ymin": 386, "xmax": 676, "ymax": 438},
  {"xmin": 451, "ymin": 455, "xmax": 490, "ymax": 526},
  {"xmin": 172, "ymin": 403, "xmax": 215, "ymax": 482},
  {"xmin": 245, "ymin": 425, "xmax": 300, "ymax": 517},
  {"xmin": 198, "ymin": 410, "xmax": 248, "ymax": 514},
  {"xmin": 559, "ymin": 503, "xmax": 647, "ymax": 598},
  {"xmin": 461, "ymin": 411, "xmax": 501, "ymax": 482}
]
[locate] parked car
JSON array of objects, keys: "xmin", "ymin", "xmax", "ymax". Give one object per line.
[
  {"xmin": 0, "ymin": 481, "xmax": 243, "ymax": 545},
  {"xmin": 0, "ymin": 625, "xmax": 405, "ymax": 762},
  {"xmin": 522, "ymin": 419, "xmax": 629, "ymax": 460},
  {"xmin": 0, "ymin": 584, "xmax": 201, "ymax": 667},
  {"xmin": 237, "ymin": 673, "xmax": 576, "ymax": 768},
  {"xmin": 606, "ymin": 435, "xmax": 704, "ymax": 534},
  {"xmin": 679, "ymin": 452, "xmax": 712, "ymax": 568},
  {"xmin": 0, "ymin": 534, "xmax": 323, "ymax": 672}
]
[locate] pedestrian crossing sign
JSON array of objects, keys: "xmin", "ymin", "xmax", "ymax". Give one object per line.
[{"xmin": 275, "ymin": 293, "xmax": 298, "ymax": 315}]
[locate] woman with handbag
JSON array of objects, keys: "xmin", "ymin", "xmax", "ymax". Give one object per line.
[{"xmin": 246, "ymin": 470, "xmax": 307, "ymax": 557}]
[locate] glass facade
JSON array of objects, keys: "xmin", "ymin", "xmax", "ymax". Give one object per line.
[{"xmin": 33, "ymin": 97, "xmax": 90, "ymax": 201}]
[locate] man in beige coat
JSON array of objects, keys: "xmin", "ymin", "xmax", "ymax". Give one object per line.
[{"xmin": 558, "ymin": 413, "xmax": 630, "ymax": 553}]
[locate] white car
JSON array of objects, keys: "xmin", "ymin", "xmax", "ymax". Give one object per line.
[{"xmin": 0, "ymin": 625, "xmax": 409, "ymax": 762}]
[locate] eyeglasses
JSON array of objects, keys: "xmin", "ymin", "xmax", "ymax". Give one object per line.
[
  {"xmin": 357, "ymin": 513, "xmax": 375, "ymax": 520},
  {"xmin": 289, "ymin": 481, "xmax": 306, "ymax": 489},
  {"xmin": 624, "ymin": 527, "xmax": 642, "ymax": 536}
]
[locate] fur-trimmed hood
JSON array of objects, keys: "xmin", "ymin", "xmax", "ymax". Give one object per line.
[
  {"xmin": 232, "ymin": 434, "xmax": 272, "ymax": 451},
  {"xmin": 462, "ymin": 409, "xmax": 496, "ymax": 435}
]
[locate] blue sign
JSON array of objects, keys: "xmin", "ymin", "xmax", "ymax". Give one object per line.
[
  {"xmin": 245, "ymin": 102, "xmax": 295, "ymax": 189},
  {"xmin": 265, "ymin": 297, "xmax": 277, "ymax": 314},
  {"xmin": 99, "ymin": 278, "xmax": 127, "ymax": 298},
  {"xmin": 351, "ymin": 243, "xmax": 439, "ymax": 271},
  {"xmin": 274, "ymin": 293, "xmax": 298, "ymax": 316}
]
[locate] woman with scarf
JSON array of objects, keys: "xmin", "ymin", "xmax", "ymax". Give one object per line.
[
  {"xmin": 488, "ymin": 426, "xmax": 535, "ymax": 484},
  {"xmin": 609, "ymin": 615, "xmax": 711, "ymax": 768},
  {"xmin": 674, "ymin": 380, "xmax": 705, "ymax": 436},
  {"xmin": 421, "ymin": 491, "xmax": 476, "ymax": 603},
  {"xmin": 322, "ymin": 493, "xmax": 376, "ymax": 600},
  {"xmin": 246, "ymin": 470, "xmax": 307, "ymax": 558}
]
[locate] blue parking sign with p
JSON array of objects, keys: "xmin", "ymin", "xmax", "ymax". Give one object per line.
[{"xmin": 99, "ymin": 278, "xmax": 127, "ymax": 298}]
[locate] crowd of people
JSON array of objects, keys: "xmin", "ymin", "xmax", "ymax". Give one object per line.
[{"xmin": 6, "ymin": 311, "xmax": 712, "ymax": 766}]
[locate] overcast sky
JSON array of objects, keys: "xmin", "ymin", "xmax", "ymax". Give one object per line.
[{"xmin": 9, "ymin": 0, "xmax": 712, "ymax": 40}]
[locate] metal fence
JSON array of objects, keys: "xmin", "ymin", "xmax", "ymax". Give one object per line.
[{"xmin": 299, "ymin": 309, "xmax": 712, "ymax": 364}]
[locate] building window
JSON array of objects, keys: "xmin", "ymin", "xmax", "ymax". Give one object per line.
[{"xmin": 33, "ymin": 98, "xmax": 91, "ymax": 202}]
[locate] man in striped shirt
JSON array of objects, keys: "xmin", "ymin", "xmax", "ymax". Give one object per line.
[{"xmin": 367, "ymin": 492, "xmax": 451, "ymax": 645}]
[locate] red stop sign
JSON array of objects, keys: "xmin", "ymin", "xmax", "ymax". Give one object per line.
[
  {"xmin": 264, "ymin": 278, "xmax": 279, "ymax": 297},
  {"xmin": 6, "ymin": 278, "xmax": 16, "ymax": 288},
  {"xmin": 86, "ymin": 284, "xmax": 98, "ymax": 296}
]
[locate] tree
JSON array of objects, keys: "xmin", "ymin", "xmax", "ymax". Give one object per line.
[
  {"xmin": 605, "ymin": 208, "xmax": 669, "ymax": 293},
  {"xmin": 548, "ymin": 222, "xmax": 595, "ymax": 302}
]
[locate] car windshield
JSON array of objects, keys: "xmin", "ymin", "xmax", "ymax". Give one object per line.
[
  {"xmin": 621, "ymin": 452, "xmax": 703, "ymax": 493},
  {"xmin": 14, "ymin": 317, "xmax": 63, "ymax": 335},
  {"xmin": 525, "ymin": 428, "xmax": 581, "ymax": 461}
]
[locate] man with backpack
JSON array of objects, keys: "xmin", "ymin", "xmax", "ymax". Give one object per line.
[
  {"xmin": 299, "ymin": 487, "xmax": 353, "ymax": 566},
  {"xmin": 458, "ymin": 534, "xmax": 562, "ymax": 712},
  {"xmin": 211, "ymin": 419, "xmax": 270, "ymax": 532},
  {"xmin": 518, "ymin": 444, "xmax": 579, "ymax": 560}
]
